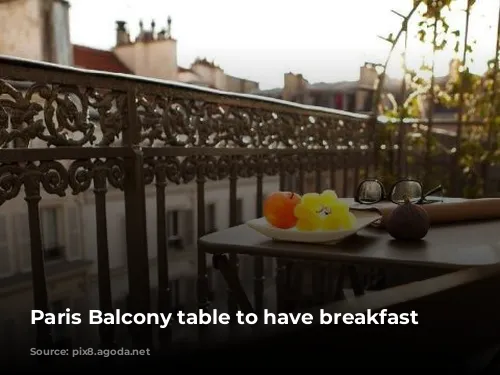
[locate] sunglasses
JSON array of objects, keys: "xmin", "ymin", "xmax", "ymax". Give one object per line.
[{"xmin": 354, "ymin": 178, "xmax": 443, "ymax": 205}]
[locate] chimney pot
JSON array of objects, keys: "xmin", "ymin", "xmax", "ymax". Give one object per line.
[
  {"xmin": 116, "ymin": 20, "xmax": 127, "ymax": 31},
  {"xmin": 116, "ymin": 21, "xmax": 129, "ymax": 46},
  {"xmin": 166, "ymin": 16, "xmax": 172, "ymax": 38}
]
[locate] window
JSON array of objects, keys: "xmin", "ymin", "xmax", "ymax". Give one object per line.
[
  {"xmin": 346, "ymin": 93, "xmax": 356, "ymax": 112},
  {"xmin": 167, "ymin": 210, "xmax": 183, "ymax": 250},
  {"xmin": 65, "ymin": 206, "xmax": 82, "ymax": 261},
  {"xmin": 15, "ymin": 213, "xmax": 31, "ymax": 271},
  {"xmin": 334, "ymin": 93, "xmax": 344, "ymax": 110},
  {"xmin": 313, "ymin": 94, "xmax": 330, "ymax": 108},
  {"xmin": 236, "ymin": 199, "xmax": 243, "ymax": 225},
  {"xmin": 285, "ymin": 175, "xmax": 298, "ymax": 191},
  {"xmin": 363, "ymin": 91, "xmax": 374, "ymax": 112},
  {"xmin": 228, "ymin": 199, "xmax": 243, "ymax": 226},
  {"xmin": 306, "ymin": 174, "xmax": 317, "ymax": 192},
  {"xmin": 256, "ymin": 194, "xmax": 267, "ymax": 217},
  {"xmin": 205, "ymin": 203, "xmax": 217, "ymax": 234},
  {"xmin": 167, "ymin": 209, "xmax": 195, "ymax": 250},
  {"xmin": 40, "ymin": 207, "xmax": 63, "ymax": 261},
  {"xmin": 180, "ymin": 210, "xmax": 194, "ymax": 248}
]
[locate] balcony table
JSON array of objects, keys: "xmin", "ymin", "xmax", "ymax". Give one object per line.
[{"xmin": 199, "ymin": 198, "xmax": 500, "ymax": 314}]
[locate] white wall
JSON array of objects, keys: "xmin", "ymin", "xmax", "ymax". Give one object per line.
[
  {"xmin": 0, "ymin": 174, "xmax": 279, "ymax": 292},
  {"xmin": 177, "ymin": 70, "xmax": 203, "ymax": 84},
  {"xmin": 113, "ymin": 39, "xmax": 178, "ymax": 81},
  {"xmin": 0, "ymin": 193, "xmax": 83, "ymax": 278},
  {"xmin": 0, "ymin": 0, "xmax": 44, "ymax": 60}
]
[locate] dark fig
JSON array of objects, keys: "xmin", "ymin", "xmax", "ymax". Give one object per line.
[{"xmin": 386, "ymin": 196, "xmax": 430, "ymax": 240}]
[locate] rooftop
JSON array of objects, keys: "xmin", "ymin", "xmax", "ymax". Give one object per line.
[{"xmin": 72, "ymin": 45, "xmax": 132, "ymax": 74}]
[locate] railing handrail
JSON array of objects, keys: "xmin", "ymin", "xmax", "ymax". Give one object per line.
[
  {"xmin": 0, "ymin": 52, "xmax": 493, "ymax": 356},
  {"xmin": 378, "ymin": 115, "xmax": 486, "ymax": 126},
  {"xmin": 0, "ymin": 54, "xmax": 370, "ymax": 121}
]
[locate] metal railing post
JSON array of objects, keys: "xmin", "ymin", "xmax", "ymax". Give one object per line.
[{"xmin": 122, "ymin": 87, "xmax": 152, "ymax": 348}]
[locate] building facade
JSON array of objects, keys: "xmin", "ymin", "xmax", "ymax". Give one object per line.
[
  {"xmin": 77, "ymin": 18, "xmax": 260, "ymax": 93},
  {"xmin": 0, "ymin": 0, "xmax": 275, "ymax": 351},
  {"xmin": 254, "ymin": 63, "xmax": 403, "ymax": 114}
]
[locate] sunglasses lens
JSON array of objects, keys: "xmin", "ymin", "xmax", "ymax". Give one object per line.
[
  {"xmin": 357, "ymin": 181, "xmax": 383, "ymax": 204},
  {"xmin": 391, "ymin": 180, "xmax": 422, "ymax": 204}
]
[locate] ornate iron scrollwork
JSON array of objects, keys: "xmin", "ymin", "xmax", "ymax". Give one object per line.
[
  {"xmin": 0, "ymin": 79, "xmax": 126, "ymax": 148},
  {"xmin": 0, "ymin": 163, "xmax": 23, "ymax": 205}
]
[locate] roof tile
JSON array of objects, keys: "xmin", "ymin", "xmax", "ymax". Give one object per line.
[{"xmin": 73, "ymin": 45, "xmax": 132, "ymax": 74}]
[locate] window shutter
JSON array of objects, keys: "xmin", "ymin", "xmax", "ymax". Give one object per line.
[
  {"xmin": 65, "ymin": 206, "xmax": 81, "ymax": 261},
  {"xmin": 0, "ymin": 215, "xmax": 12, "ymax": 276},
  {"xmin": 14, "ymin": 213, "xmax": 31, "ymax": 272},
  {"xmin": 182, "ymin": 210, "xmax": 194, "ymax": 247}
]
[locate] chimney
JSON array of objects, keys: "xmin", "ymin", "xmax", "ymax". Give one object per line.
[
  {"xmin": 166, "ymin": 16, "xmax": 172, "ymax": 38},
  {"xmin": 359, "ymin": 62, "xmax": 379, "ymax": 89},
  {"xmin": 283, "ymin": 72, "xmax": 308, "ymax": 101},
  {"xmin": 157, "ymin": 29, "xmax": 166, "ymax": 40},
  {"xmin": 41, "ymin": 0, "xmax": 73, "ymax": 65},
  {"xmin": 116, "ymin": 20, "xmax": 129, "ymax": 46}
]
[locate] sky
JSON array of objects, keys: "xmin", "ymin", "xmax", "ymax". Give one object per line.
[{"xmin": 69, "ymin": 0, "xmax": 499, "ymax": 90}]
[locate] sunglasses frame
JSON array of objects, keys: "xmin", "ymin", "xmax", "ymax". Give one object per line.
[{"xmin": 354, "ymin": 178, "xmax": 443, "ymax": 205}]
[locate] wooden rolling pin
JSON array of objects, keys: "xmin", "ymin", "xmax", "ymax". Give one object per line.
[{"xmin": 377, "ymin": 198, "xmax": 500, "ymax": 227}]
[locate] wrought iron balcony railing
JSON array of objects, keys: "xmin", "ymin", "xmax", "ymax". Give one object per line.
[{"xmin": 0, "ymin": 55, "xmax": 495, "ymax": 358}]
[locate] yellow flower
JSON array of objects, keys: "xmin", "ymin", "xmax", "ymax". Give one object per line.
[{"xmin": 293, "ymin": 190, "xmax": 356, "ymax": 231}]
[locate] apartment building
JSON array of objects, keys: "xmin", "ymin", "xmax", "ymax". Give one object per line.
[
  {"xmin": 254, "ymin": 63, "xmax": 403, "ymax": 114},
  {"xmin": 0, "ymin": 0, "xmax": 276, "ymax": 350}
]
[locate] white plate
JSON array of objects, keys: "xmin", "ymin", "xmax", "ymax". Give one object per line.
[{"xmin": 246, "ymin": 210, "xmax": 382, "ymax": 244}]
